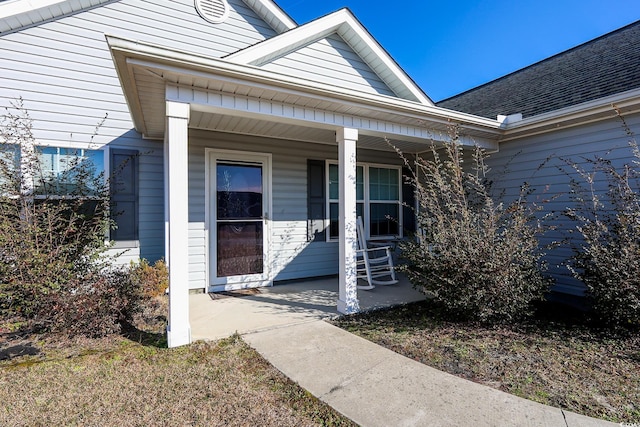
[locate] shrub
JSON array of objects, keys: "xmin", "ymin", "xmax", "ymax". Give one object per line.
[
  {"xmin": 0, "ymin": 99, "xmax": 146, "ymax": 337},
  {"xmin": 397, "ymin": 128, "xmax": 552, "ymax": 323},
  {"xmin": 43, "ymin": 268, "xmax": 144, "ymax": 337},
  {"xmin": 130, "ymin": 258, "xmax": 169, "ymax": 298},
  {"xmin": 564, "ymin": 111, "xmax": 640, "ymax": 328}
]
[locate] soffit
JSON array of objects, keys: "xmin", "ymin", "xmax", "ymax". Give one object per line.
[{"xmin": 0, "ymin": 0, "xmax": 112, "ymax": 33}]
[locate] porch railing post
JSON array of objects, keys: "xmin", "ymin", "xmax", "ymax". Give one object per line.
[
  {"xmin": 165, "ymin": 100, "xmax": 191, "ymax": 348},
  {"xmin": 337, "ymin": 127, "xmax": 360, "ymax": 314}
]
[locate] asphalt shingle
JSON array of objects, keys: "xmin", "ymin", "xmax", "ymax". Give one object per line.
[{"xmin": 436, "ymin": 21, "xmax": 640, "ymax": 119}]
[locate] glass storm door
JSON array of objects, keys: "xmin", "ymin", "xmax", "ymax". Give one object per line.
[{"xmin": 211, "ymin": 154, "xmax": 269, "ymax": 288}]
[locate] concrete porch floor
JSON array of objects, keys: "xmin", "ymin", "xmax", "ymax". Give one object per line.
[{"xmin": 190, "ymin": 274, "xmax": 425, "ymax": 341}]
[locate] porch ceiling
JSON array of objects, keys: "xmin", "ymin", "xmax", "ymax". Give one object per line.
[
  {"xmin": 109, "ymin": 35, "xmax": 503, "ymax": 153},
  {"xmin": 188, "ymin": 109, "xmax": 421, "ymax": 152}
]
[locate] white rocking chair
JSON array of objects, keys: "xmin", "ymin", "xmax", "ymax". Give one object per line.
[{"xmin": 356, "ymin": 216, "xmax": 398, "ymax": 290}]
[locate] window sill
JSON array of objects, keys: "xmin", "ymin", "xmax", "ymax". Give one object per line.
[{"xmin": 111, "ymin": 240, "xmax": 140, "ymax": 249}]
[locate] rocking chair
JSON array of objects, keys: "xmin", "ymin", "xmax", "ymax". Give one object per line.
[{"xmin": 355, "ymin": 216, "xmax": 398, "ymax": 290}]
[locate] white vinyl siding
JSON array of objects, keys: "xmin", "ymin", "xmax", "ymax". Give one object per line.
[
  {"xmin": 485, "ymin": 112, "xmax": 640, "ymax": 296},
  {"xmin": 0, "ymin": 0, "xmax": 279, "ymax": 267},
  {"xmin": 261, "ymin": 34, "xmax": 397, "ymax": 97},
  {"xmin": 186, "ymin": 129, "xmax": 407, "ymax": 289},
  {"xmin": 0, "ymin": 0, "xmax": 277, "ymax": 145},
  {"xmin": 188, "ymin": 130, "xmax": 337, "ymax": 289}
]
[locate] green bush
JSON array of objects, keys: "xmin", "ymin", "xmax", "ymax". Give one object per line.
[
  {"xmin": 397, "ymin": 128, "xmax": 552, "ymax": 323},
  {"xmin": 564, "ymin": 112, "xmax": 640, "ymax": 328}
]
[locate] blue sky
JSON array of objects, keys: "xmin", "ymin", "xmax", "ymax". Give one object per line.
[{"xmin": 275, "ymin": 0, "xmax": 640, "ymax": 101}]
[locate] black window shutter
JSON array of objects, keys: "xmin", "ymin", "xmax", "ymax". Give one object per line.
[
  {"xmin": 110, "ymin": 149, "xmax": 139, "ymax": 241},
  {"xmin": 307, "ymin": 159, "xmax": 326, "ymax": 241}
]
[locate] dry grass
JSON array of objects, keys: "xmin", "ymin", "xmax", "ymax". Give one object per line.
[
  {"xmin": 0, "ymin": 297, "xmax": 355, "ymax": 427},
  {"xmin": 331, "ymin": 300, "xmax": 640, "ymax": 424}
]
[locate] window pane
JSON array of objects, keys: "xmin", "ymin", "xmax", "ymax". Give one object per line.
[
  {"xmin": 390, "ymin": 180, "xmax": 399, "ymax": 200},
  {"xmin": 217, "ymin": 163, "xmax": 262, "ymax": 220},
  {"xmin": 370, "ymin": 203, "xmax": 399, "ymax": 236},
  {"xmin": 330, "ymin": 164, "xmax": 363, "ymax": 201},
  {"xmin": 329, "ymin": 202, "xmax": 339, "ymax": 239},
  {"xmin": 390, "ymin": 169, "xmax": 399, "ymax": 186},
  {"xmin": 217, "ymin": 221, "xmax": 263, "ymax": 276},
  {"xmin": 329, "ymin": 203, "xmax": 363, "ymax": 240},
  {"xmin": 35, "ymin": 147, "xmax": 104, "ymax": 196},
  {"xmin": 380, "ymin": 181, "xmax": 389, "ymax": 200},
  {"xmin": 329, "ymin": 164, "xmax": 338, "ymax": 200},
  {"xmin": 0, "ymin": 144, "xmax": 19, "ymax": 193},
  {"xmin": 369, "ymin": 167, "xmax": 378, "ymax": 183},
  {"xmin": 369, "ymin": 167, "xmax": 400, "ymax": 201}
]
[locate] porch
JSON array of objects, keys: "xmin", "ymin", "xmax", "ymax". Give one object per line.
[
  {"xmin": 190, "ymin": 274, "xmax": 424, "ymax": 341},
  {"xmin": 106, "ymin": 35, "xmax": 501, "ymax": 347}
]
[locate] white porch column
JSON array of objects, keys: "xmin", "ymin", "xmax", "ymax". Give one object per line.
[
  {"xmin": 165, "ymin": 100, "xmax": 191, "ymax": 348},
  {"xmin": 337, "ymin": 127, "xmax": 360, "ymax": 314}
]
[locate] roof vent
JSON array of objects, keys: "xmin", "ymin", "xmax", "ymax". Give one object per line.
[{"xmin": 195, "ymin": 0, "xmax": 230, "ymax": 24}]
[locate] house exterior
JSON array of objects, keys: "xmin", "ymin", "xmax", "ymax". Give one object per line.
[
  {"xmin": 1, "ymin": 0, "xmax": 638, "ymax": 347},
  {"xmin": 438, "ymin": 20, "xmax": 640, "ymax": 298}
]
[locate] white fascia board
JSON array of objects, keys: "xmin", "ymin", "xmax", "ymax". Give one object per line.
[
  {"xmin": 0, "ymin": 0, "xmax": 295, "ymax": 34},
  {"xmin": 0, "ymin": 0, "xmax": 107, "ymax": 20},
  {"xmin": 336, "ymin": 11, "xmax": 433, "ymax": 106},
  {"xmin": 0, "ymin": 0, "xmax": 66, "ymax": 19},
  {"xmin": 0, "ymin": 0, "xmax": 110, "ymax": 32},
  {"xmin": 226, "ymin": 8, "xmax": 433, "ymax": 106},
  {"xmin": 107, "ymin": 35, "xmax": 500, "ymax": 134},
  {"xmin": 226, "ymin": 9, "xmax": 351, "ymax": 64},
  {"xmin": 242, "ymin": 0, "xmax": 296, "ymax": 33},
  {"xmin": 501, "ymin": 87, "xmax": 640, "ymax": 140}
]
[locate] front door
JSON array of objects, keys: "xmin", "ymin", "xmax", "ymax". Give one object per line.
[{"xmin": 209, "ymin": 151, "xmax": 271, "ymax": 291}]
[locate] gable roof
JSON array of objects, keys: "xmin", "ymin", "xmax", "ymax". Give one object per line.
[
  {"xmin": 437, "ymin": 20, "xmax": 640, "ymax": 119},
  {"xmin": 0, "ymin": 0, "xmax": 296, "ymax": 34},
  {"xmin": 225, "ymin": 8, "xmax": 433, "ymax": 105}
]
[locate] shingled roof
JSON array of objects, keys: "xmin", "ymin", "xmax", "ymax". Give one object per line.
[{"xmin": 437, "ymin": 20, "xmax": 640, "ymax": 119}]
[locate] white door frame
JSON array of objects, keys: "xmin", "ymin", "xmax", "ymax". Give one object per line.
[{"xmin": 206, "ymin": 148, "xmax": 272, "ymax": 292}]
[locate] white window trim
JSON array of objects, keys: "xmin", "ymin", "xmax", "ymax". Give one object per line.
[{"xmin": 326, "ymin": 160, "xmax": 403, "ymax": 242}]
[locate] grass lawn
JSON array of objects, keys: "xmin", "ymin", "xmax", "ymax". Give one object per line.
[
  {"xmin": 0, "ymin": 297, "xmax": 356, "ymax": 427},
  {"xmin": 0, "ymin": 334, "xmax": 356, "ymax": 426},
  {"xmin": 331, "ymin": 300, "xmax": 640, "ymax": 424}
]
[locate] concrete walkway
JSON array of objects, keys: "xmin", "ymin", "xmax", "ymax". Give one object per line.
[
  {"xmin": 244, "ymin": 320, "xmax": 616, "ymax": 427},
  {"xmin": 190, "ymin": 275, "xmax": 425, "ymax": 341},
  {"xmin": 192, "ymin": 277, "xmax": 615, "ymax": 426}
]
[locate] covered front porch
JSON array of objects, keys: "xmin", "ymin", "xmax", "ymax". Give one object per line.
[
  {"xmin": 107, "ymin": 35, "xmax": 502, "ymax": 347},
  {"xmin": 189, "ymin": 273, "xmax": 424, "ymax": 341}
]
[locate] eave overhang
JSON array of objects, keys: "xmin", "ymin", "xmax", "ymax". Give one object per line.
[
  {"xmin": 499, "ymin": 88, "xmax": 640, "ymax": 141},
  {"xmin": 0, "ymin": 0, "xmax": 296, "ymax": 35},
  {"xmin": 107, "ymin": 35, "xmax": 502, "ymax": 152}
]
